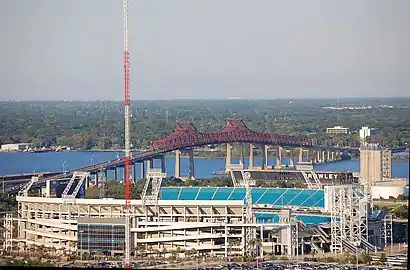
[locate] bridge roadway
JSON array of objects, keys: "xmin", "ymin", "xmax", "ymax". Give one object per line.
[
  {"xmin": 0, "ymin": 172, "xmax": 61, "ymax": 181},
  {"xmin": 3, "ymin": 149, "xmax": 168, "ymax": 194},
  {"xmin": 3, "ymin": 145, "xmax": 406, "ymax": 195}
]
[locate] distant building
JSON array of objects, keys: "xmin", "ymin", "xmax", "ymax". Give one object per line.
[
  {"xmin": 359, "ymin": 126, "xmax": 377, "ymax": 140},
  {"xmin": 1, "ymin": 143, "xmax": 31, "ymax": 152},
  {"xmin": 326, "ymin": 126, "xmax": 349, "ymax": 135}
]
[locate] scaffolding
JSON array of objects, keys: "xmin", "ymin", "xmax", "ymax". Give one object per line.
[
  {"xmin": 61, "ymin": 171, "xmax": 90, "ymax": 201},
  {"xmin": 0, "ymin": 176, "xmax": 5, "ymax": 195},
  {"xmin": 142, "ymin": 169, "xmax": 166, "ymax": 206},
  {"xmin": 243, "ymin": 172, "xmax": 254, "ymax": 257},
  {"xmin": 380, "ymin": 214, "xmax": 393, "ymax": 248},
  {"xmin": 329, "ymin": 185, "xmax": 368, "ymax": 254},
  {"xmin": 97, "ymin": 169, "xmax": 108, "ymax": 199},
  {"xmin": 301, "ymin": 171, "xmax": 321, "ymax": 189},
  {"xmin": 381, "ymin": 149, "xmax": 392, "ymax": 179},
  {"xmin": 290, "ymin": 217, "xmax": 299, "ymax": 257},
  {"xmin": 3, "ymin": 213, "xmax": 13, "ymax": 252},
  {"xmin": 18, "ymin": 175, "xmax": 40, "ymax": 197},
  {"xmin": 301, "ymin": 171, "xmax": 314, "ymax": 189},
  {"xmin": 278, "ymin": 210, "xmax": 299, "ymax": 257},
  {"xmin": 230, "ymin": 170, "xmax": 240, "ymax": 187}
]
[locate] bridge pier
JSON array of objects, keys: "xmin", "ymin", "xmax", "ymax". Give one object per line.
[
  {"xmin": 263, "ymin": 144, "xmax": 269, "ymax": 169},
  {"xmin": 147, "ymin": 159, "xmax": 154, "ymax": 171},
  {"xmin": 140, "ymin": 161, "xmax": 145, "ymax": 179},
  {"xmin": 175, "ymin": 150, "xmax": 181, "ymax": 179},
  {"xmin": 315, "ymin": 150, "xmax": 321, "ymax": 164},
  {"xmin": 161, "ymin": 155, "xmax": 166, "ymax": 174},
  {"xmin": 249, "ymin": 144, "xmax": 254, "ymax": 169},
  {"xmin": 289, "ymin": 157, "xmax": 294, "ymax": 168},
  {"xmin": 131, "ymin": 162, "xmax": 136, "ymax": 182},
  {"xmin": 298, "ymin": 148, "xmax": 313, "ymax": 165},
  {"xmin": 188, "ymin": 149, "xmax": 195, "ymax": 180},
  {"xmin": 226, "ymin": 143, "xmax": 232, "ymax": 171},
  {"xmin": 94, "ymin": 173, "xmax": 99, "ymax": 186},
  {"xmin": 239, "ymin": 143, "xmax": 245, "ymax": 165},
  {"xmin": 114, "ymin": 167, "xmax": 118, "ymax": 181},
  {"xmin": 275, "ymin": 146, "xmax": 282, "ymax": 169}
]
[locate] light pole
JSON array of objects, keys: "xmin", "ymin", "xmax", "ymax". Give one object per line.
[
  {"xmin": 255, "ymin": 239, "xmax": 261, "ymax": 270},
  {"xmin": 79, "ymin": 230, "xmax": 83, "ymax": 261},
  {"xmin": 90, "ymin": 154, "xmax": 95, "ymax": 167},
  {"xmin": 196, "ymin": 251, "xmax": 199, "ymax": 270},
  {"xmin": 62, "ymin": 161, "xmax": 67, "ymax": 175}
]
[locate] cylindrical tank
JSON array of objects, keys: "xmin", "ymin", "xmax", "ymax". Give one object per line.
[{"xmin": 371, "ymin": 182, "xmax": 406, "ymax": 199}]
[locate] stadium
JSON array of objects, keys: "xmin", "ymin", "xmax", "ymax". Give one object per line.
[{"xmin": 7, "ymin": 168, "xmax": 392, "ymax": 259}]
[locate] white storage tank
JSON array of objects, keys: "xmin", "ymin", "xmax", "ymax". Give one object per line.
[{"xmin": 371, "ymin": 181, "xmax": 407, "ymax": 199}]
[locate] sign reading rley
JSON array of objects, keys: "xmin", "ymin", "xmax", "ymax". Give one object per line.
[{"xmin": 306, "ymin": 173, "xmax": 340, "ymax": 180}]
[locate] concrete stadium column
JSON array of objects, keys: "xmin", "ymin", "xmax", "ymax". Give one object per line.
[
  {"xmin": 175, "ymin": 150, "xmax": 181, "ymax": 178},
  {"xmin": 104, "ymin": 169, "xmax": 108, "ymax": 181},
  {"xmin": 275, "ymin": 146, "xmax": 282, "ymax": 169},
  {"xmin": 263, "ymin": 144, "xmax": 269, "ymax": 169},
  {"xmin": 321, "ymin": 151, "xmax": 326, "ymax": 162},
  {"xmin": 226, "ymin": 143, "xmax": 232, "ymax": 171},
  {"xmin": 331, "ymin": 151, "xmax": 335, "ymax": 161},
  {"xmin": 298, "ymin": 148, "xmax": 303, "ymax": 164},
  {"xmin": 189, "ymin": 148, "xmax": 195, "ymax": 180},
  {"xmin": 161, "ymin": 155, "xmax": 166, "ymax": 173},
  {"xmin": 140, "ymin": 161, "xmax": 145, "ymax": 179},
  {"xmin": 249, "ymin": 144, "xmax": 254, "ymax": 169},
  {"xmin": 316, "ymin": 150, "xmax": 321, "ymax": 163},
  {"xmin": 327, "ymin": 150, "xmax": 331, "ymax": 162}
]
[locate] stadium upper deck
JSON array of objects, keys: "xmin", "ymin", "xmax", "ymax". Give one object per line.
[{"xmin": 160, "ymin": 187, "xmax": 325, "ymax": 208}]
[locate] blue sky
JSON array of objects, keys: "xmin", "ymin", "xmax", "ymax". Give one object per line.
[{"xmin": 1, "ymin": 0, "xmax": 409, "ymax": 100}]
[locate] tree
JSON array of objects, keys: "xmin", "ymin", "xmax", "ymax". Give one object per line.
[
  {"xmin": 161, "ymin": 247, "xmax": 168, "ymax": 258},
  {"xmin": 171, "ymin": 249, "xmax": 178, "ymax": 260},
  {"xmin": 359, "ymin": 253, "xmax": 372, "ymax": 264},
  {"xmin": 379, "ymin": 253, "xmax": 387, "ymax": 264},
  {"xmin": 85, "ymin": 186, "xmax": 99, "ymax": 199},
  {"xmin": 393, "ymin": 205, "xmax": 408, "ymax": 219},
  {"xmin": 176, "ymin": 246, "xmax": 182, "ymax": 259},
  {"xmin": 2, "ymin": 100, "xmax": 409, "ymax": 150}
]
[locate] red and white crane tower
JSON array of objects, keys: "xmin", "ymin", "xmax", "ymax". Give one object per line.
[{"xmin": 123, "ymin": 0, "xmax": 132, "ymax": 268}]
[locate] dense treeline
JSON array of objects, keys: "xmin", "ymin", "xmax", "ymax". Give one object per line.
[{"xmin": 0, "ymin": 99, "xmax": 409, "ymax": 150}]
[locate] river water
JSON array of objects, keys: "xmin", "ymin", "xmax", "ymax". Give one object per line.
[{"xmin": 0, "ymin": 151, "xmax": 408, "ymax": 181}]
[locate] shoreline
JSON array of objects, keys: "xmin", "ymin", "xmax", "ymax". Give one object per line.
[{"xmin": 1, "ymin": 150, "xmax": 408, "ymax": 161}]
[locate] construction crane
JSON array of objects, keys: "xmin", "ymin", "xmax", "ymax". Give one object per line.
[{"xmin": 123, "ymin": 0, "xmax": 132, "ymax": 268}]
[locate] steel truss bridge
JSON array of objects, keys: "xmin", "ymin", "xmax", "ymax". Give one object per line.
[{"xmin": 2, "ymin": 119, "xmax": 405, "ymax": 194}]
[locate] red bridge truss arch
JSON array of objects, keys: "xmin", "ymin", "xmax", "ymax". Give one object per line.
[{"xmin": 149, "ymin": 119, "xmax": 313, "ymax": 152}]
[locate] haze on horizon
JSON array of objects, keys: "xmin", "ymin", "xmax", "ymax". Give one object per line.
[{"xmin": 1, "ymin": 0, "xmax": 409, "ymax": 101}]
